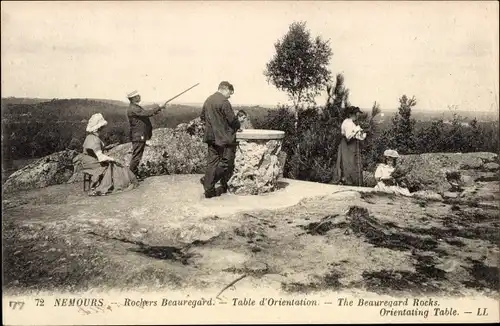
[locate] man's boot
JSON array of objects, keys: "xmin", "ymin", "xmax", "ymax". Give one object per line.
[
  {"xmin": 204, "ymin": 188, "xmax": 218, "ymax": 199},
  {"xmin": 219, "ymin": 174, "xmax": 231, "ymax": 194},
  {"xmin": 136, "ymin": 174, "xmax": 145, "ymax": 182},
  {"xmin": 220, "ymin": 181, "xmax": 229, "ymax": 194}
]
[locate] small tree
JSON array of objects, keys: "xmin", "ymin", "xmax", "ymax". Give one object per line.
[
  {"xmin": 359, "ymin": 101, "xmax": 383, "ymax": 170},
  {"xmin": 326, "ymin": 73, "xmax": 351, "ymax": 110},
  {"xmin": 467, "ymin": 118, "xmax": 483, "ymax": 152},
  {"xmin": 390, "ymin": 95, "xmax": 417, "ymax": 154},
  {"xmin": 264, "ymin": 21, "xmax": 332, "ymax": 128}
]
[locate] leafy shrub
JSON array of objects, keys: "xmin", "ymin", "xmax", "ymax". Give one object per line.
[
  {"xmin": 260, "ymin": 104, "xmax": 340, "ymax": 182},
  {"xmin": 414, "ymin": 116, "xmax": 498, "ymax": 154},
  {"xmin": 259, "ymin": 98, "xmax": 499, "ymax": 185}
]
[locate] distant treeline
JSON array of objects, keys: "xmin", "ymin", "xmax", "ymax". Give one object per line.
[
  {"xmin": 0, "ymin": 98, "xmax": 271, "ymax": 163},
  {"xmin": 2, "ymin": 99, "xmax": 193, "ymax": 161}
]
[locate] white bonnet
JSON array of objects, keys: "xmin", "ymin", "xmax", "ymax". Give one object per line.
[
  {"xmin": 383, "ymin": 149, "xmax": 400, "ymax": 158},
  {"xmin": 86, "ymin": 113, "xmax": 108, "ymax": 133}
]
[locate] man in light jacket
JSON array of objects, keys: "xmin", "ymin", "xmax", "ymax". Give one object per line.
[{"xmin": 126, "ymin": 90, "xmax": 164, "ymax": 179}]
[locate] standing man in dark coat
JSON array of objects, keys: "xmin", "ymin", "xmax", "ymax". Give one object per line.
[
  {"xmin": 200, "ymin": 81, "xmax": 244, "ymax": 198},
  {"xmin": 126, "ymin": 90, "xmax": 164, "ymax": 179}
]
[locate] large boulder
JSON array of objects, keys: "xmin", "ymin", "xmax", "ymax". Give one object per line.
[
  {"xmin": 174, "ymin": 114, "xmax": 255, "ymax": 141},
  {"xmin": 175, "ymin": 117, "xmax": 204, "ymax": 139},
  {"xmin": 103, "ymin": 128, "xmax": 206, "ymax": 179},
  {"xmin": 397, "ymin": 152, "xmax": 498, "ymax": 194},
  {"xmin": 3, "ymin": 150, "xmax": 78, "ymax": 193}
]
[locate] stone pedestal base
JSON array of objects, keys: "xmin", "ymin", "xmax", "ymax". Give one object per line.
[{"xmin": 228, "ymin": 129, "xmax": 285, "ymax": 195}]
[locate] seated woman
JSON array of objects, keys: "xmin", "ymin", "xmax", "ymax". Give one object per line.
[
  {"xmin": 74, "ymin": 113, "xmax": 138, "ymax": 196},
  {"xmin": 235, "ymin": 110, "xmax": 254, "ymax": 130},
  {"xmin": 374, "ymin": 149, "xmax": 412, "ymax": 197}
]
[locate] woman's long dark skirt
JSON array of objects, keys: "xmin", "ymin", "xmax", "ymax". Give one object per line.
[{"xmin": 331, "ymin": 137, "xmax": 363, "ymax": 186}]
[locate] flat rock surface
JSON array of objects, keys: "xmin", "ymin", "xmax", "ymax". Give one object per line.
[
  {"xmin": 236, "ymin": 129, "xmax": 285, "ymax": 140},
  {"xmin": 3, "ymin": 174, "xmax": 498, "ymax": 299}
]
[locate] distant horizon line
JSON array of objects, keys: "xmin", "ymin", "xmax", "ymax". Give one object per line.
[{"xmin": 1, "ymin": 96, "xmax": 498, "ymax": 113}]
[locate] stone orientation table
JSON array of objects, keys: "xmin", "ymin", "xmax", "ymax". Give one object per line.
[{"xmin": 228, "ymin": 129, "xmax": 286, "ymax": 195}]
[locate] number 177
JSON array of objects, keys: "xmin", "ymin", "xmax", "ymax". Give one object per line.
[{"xmin": 9, "ymin": 301, "xmax": 25, "ymax": 310}]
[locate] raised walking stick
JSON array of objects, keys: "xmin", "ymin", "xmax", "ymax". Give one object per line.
[{"xmin": 161, "ymin": 83, "xmax": 200, "ymax": 107}]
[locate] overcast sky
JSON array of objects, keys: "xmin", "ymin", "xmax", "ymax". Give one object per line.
[{"xmin": 1, "ymin": 1, "xmax": 498, "ymax": 111}]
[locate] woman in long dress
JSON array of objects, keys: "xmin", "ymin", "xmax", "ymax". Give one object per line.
[
  {"xmin": 374, "ymin": 149, "xmax": 412, "ymax": 197},
  {"xmin": 331, "ymin": 106, "xmax": 367, "ymax": 186},
  {"xmin": 73, "ymin": 113, "xmax": 138, "ymax": 196}
]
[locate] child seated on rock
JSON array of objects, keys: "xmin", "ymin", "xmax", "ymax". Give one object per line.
[
  {"xmin": 235, "ymin": 110, "xmax": 254, "ymax": 130},
  {"xmin": 374, "ymin": 149, "xmax": 412, "ymax": 197}
]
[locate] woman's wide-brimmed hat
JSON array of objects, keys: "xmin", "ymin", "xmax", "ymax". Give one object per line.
[
  {"xmin": 384, "ymin": 149, "xmax": 400, "ymax": 158},
  {"xmin": 86, "ymin": 113, "xmax": 108, "ymax": 133},
  {"xmin": 345, "ymin": 106, "xmax": 362, "ymax": 116}
]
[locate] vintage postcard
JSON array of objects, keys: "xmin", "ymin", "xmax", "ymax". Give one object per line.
[{"xmin": 2, "ymin": 0, "xmax": 499, "ymax": 324}]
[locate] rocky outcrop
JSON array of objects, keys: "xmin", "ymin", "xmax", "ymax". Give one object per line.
[
  {"xmin": 397, "ymin": 152, "xmax": 499, "ymax": 194},
  {"xmin": 173, "ymin": 223, "xmax": 224, "ymax": 245},
  {"xmin": 3, "ymin": 150, "xmax": 78, "ymax": 193},
  {"xmin": 4, "ymin": 113, "xmax": 265, "ymax": 193},
  {"xmin": 175, "ymin": 117, "xmax": 204, "ymax": 139},
  {"xmin": 228, "ymin": 139, "xmax": 283, "ymax": 195},
  {"xmin": 105, "ymin": 128, "xmax": 206, "ymax": 179},
  {"xmin": 174, "ymin": 114, "xmax": 255, "ymax": 140},
  {"xmin": 484, "ymin": 162, "xmax": 500, "ymax": 172},
  {"xmin": 4, "ymin": 109, "xmax": 498, "ymax": 199},
  {"xmin": 4, "ymin": 128, "xmax": 206, "ymax": 193},
  {"xmin": 412, "ymin": 190, "xmax": 444, "ymax": 201}
]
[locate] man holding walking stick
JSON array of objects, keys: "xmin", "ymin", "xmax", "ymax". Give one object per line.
[
  {"xmin": 126, "ymin": 84, "xmax": 200, "ymax": 180},
  {"xmin": 126, "ymin": 90, "xmax": 164, "ymax": 180}
]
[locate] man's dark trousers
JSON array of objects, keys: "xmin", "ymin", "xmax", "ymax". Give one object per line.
[
  {"xmin": 203, "ymin": 142, "xmax": 236, "ymax": 192},
  {"xmin": 130, "ymin": 141, "xmax": 146, "ymax": 176}
]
